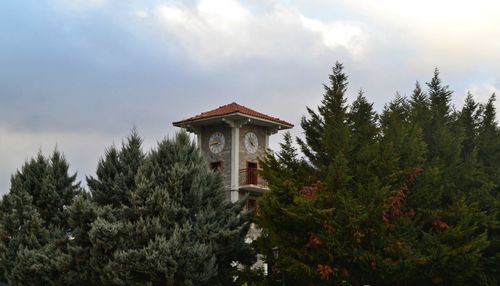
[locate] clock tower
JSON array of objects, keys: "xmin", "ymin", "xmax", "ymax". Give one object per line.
[{"xmin": 173, "ymin": 102, "xmax": 293, "ymax": 205}]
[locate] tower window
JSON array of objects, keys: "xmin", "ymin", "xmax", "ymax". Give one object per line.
[{"xmin": 210, "ymin": 161, "xmax": 222, "ymax": 171}]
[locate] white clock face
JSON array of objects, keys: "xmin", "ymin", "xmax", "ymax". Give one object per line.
[
  {"xmin": 209, "ymin": 132, "xmax": 225, "ymax": 154},
  {"xmin": 244, "ymin": 132, "xmax": 258, "ymax": 154}
]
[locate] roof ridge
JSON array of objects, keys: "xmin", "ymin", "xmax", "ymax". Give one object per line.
[{"xmin": 173, "ymin": 102, "xmax": 293, "ymax": 127}]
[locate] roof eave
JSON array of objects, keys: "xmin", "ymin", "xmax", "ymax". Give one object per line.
[{"xmin": 172, "ymin": 112, "xmax": 293, "ymax": 129}]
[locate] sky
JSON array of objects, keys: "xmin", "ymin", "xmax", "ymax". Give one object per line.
[{"xmin": 1, "ymin": 0, "xmax": 500, "ymax": 194}]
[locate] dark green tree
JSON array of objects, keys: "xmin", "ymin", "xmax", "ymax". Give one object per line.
[
  {"xmin": 102, "ymin": 132, "xmax": 253, "ymax": 285},
  {"xmin": 256, "ymin": 64, "xmax": 499, "ymax": 285},
  {"xmin": 409, "ymin": 81, "xmax": 429, "ymax": 129},
  {"xmin": 0, "ymin": 150, "xmax": 81, "ymax": 285},
  {"xmin": 87, "ymin": 128, "xmax": 145, "ymax": 208},
  {"xmin": 57, "ymin": 129, "xmax": 145, "ymax": 285}
]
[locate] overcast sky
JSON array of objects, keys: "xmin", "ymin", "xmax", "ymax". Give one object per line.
[{"xmin": 1, "ymin": 0, "xmax": 500, "ymax": 194}]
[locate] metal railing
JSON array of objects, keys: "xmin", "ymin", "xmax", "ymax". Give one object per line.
[{"xmin": 239, "ymin": 168, "xmax": 268, "ymax": 188}]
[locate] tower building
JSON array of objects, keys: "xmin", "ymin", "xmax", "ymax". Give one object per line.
[{"xmin": 173, "ymin": 102, "xmax": 293, "ymax": 206}]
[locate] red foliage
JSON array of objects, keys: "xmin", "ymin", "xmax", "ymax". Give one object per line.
[
  {"xmin": 370, "ymin": 259, "xmax": 377, "ymax": 270},
  {"xmin": 432, "ymin": 220, "xmax": 449, "ymax": 229},
  {"xmin": 317, "ymin": 264, "xmax": 334, "ymax": 280},
  {"xmin": 321, "ymin": 222, "xmax": 337, "ymax": 233},
  {"xmin": 305, "ymin": 233, "xmax": 322, "ymax": 248},
  {"xmin": 382, "ymin": 167, "xmax": 422, "ymax": 223},
  {"xmin": 300, "ymin": 186, "xmax": 317, "ymax": 199}
]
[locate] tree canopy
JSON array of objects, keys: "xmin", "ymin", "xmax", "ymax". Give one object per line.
[{"xmin": 257, "ymin": 63, "xmax": 500, "ymax": 285}]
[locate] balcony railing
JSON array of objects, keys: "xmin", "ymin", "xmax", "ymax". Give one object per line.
[{"xmin": 239, "ymin": 168, "xmax": 268, "ymax": 190}]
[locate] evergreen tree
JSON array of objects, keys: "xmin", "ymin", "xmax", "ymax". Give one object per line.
[
  {"xmin": 477, "ymin": 94, "xmax": 500, "ymax": 185},
  {"xmin": 348, "ymin": 90, "xmax": 379, "ymax": 184},
  {"xmin": 460, "ymin": 92, "xmax": 480, "ymax": 158},
  {"xmin": 475, "ymin": 94, "xmax": 500, "ymax": 284},
  {"xmin": 0, "ymin": 150, "xmax": 81, "ymax": 285},
  {"xmin": 57, "ymin": 129, "xmax": 145, "ymax": 285},
  {"xmin": 87, "ymin": 128, "xmax": 145, "ymax": 208},
  {"xmin": 409, "ymin": 81, "xmax": 429, "ymax": 129},
  {"xmin": 298, "ymin": 62, "xmax": 351, "ymax": 186},
  {"xmin": 102, "ymin": 132, "xmax": 253, "ymax": 285},
  {"xmin": 258, "ymin": 63, "xmax": 411, "ymax": 285},
  {"xmin": 256, "ymin": 64, "xmax": 499, "ymax": 285}
]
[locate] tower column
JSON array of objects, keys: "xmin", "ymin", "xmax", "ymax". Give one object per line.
[
  {"xmin": 197, "ymin": 133, "xmax": 202, "ymax": 150},
  {"xmin": 230, "ymin": 125, "xmax": 240, "ymax": 202}
]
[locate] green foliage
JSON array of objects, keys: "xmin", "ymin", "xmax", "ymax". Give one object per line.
[
  {"xmin": 0, "ymin": 150, "xmax": 81, "ymax": 285},
  {"xmin": 103, "ymin": 132, "xmax": 253, "ymax": 285},
  {"xmin": 256, "ymin": 63, "xmax": 500, "ymax": 285},
  {"xmin": 1, "ymin": 130, "xmax": 253, "ymax": 285}
]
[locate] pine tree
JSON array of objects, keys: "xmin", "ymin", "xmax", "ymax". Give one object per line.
[
  {"xmin": 298, "ymin": 62, "xmax": 351, "ymax": 185},
  {"xmin": 87, "ymin": 128, "xmax": 144, "ymax": 209},
  {"xmin": 348, "ymin": 90, "xmax": 379, "ymax": 185},
  {"xmin": 56, "ymin": 130, "xmax": 145, "ymax": 285},
  {"xmin": 256, "ymin": 64, "xmax": 500, "ymax": 285},
  {"xmin": 409, "ymin": 81, "xmax": 429, "ymax": 128},
  {"xmin": 258, "ymin": 63, "xmax": 413, "ymax": 285},
  {"xmin": 0, "ymin": 150, "xmax": 81, "ymax": 285},
  {"xmin": 475, "ymin": 94, "xmax": 500, "ymax": 284},
  {"xmin": 102, "ymin": 132, "xmax": 253, "ymax": 285},
  {"xmin": 477, "ymin": 94, "xmax": 500, "ymax": 185},
  {"xmin": 460, "ymin": 93, "xmax": 480, "ymax": 158}
]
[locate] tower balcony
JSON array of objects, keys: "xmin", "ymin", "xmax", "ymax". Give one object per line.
[{"xmin": 239, "ymin": 168, "xmax": 269, "ymax": 193}]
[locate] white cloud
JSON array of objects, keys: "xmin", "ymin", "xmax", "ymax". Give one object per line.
[
  {"xmin": 154, "ymin": 0, "xmax": 369, "ymax": 65},
  {"xmin": 337, "ymin": 0, "xmax": 500, "ymax": 72},
  {"xmin": 466, "ymin": 83, "xmax": 500, "ymax": 110},
  {"xmin": 135, "ymin": 10, "xmax": 149, "ymax": 18},
  {"xmin": 300, "ymin": 16, "xmax": 367, "ymax": 58}
]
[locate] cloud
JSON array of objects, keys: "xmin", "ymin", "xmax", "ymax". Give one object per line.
[
  {"xmin": 154, "ymin": 0, "xmax": 369, "ymax": 65},
  {"xmin": 3, "ymin": 0, "xmax": 500, "ymax": 196},
  {"xmin": 0, "ymin": 127, "xmax": 107, "ymax": 195},
  {"xmin": 0, "ymin": 126, "xmax": 164, "ymax": 196},
  {"xmin": 336, "ymin": 0, "xmax": 500, "ymax": 72},
  {"xmin": 135, "ymin": 10, "xmax": 149, "ymax": 18},
  {"xmin": 466, "ymin": 83, "xmax": 500, "ymax": 111}
]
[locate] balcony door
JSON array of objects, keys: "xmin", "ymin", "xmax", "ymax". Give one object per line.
[{"xmin": 247, "ymin": 162, "xmax": 258, "ymax": 185}]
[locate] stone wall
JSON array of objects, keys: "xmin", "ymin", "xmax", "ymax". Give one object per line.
[
  {"xmin": 200, "ymin": 124, "xmax": 232, "ymax": 194},
  {"xmin": 199, "ymin": 123, "xmax": 269, "ymax": 201},
  {"xmin": 238, "ymin": 125, "xmax": 267, "ymax": 172}
]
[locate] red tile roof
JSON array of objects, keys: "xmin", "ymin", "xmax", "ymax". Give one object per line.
[{"xmin": 174, "ymin": 102, "xmax": 293, "ymax": 127}]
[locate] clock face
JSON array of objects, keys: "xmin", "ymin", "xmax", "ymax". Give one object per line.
[
  {"xmin": 209, "ymin": 132, "xmax": 225, "ymax": 154},
  {"xmin": 244, "ymin": 132, "xmax": 258, "ymax": 154}
]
